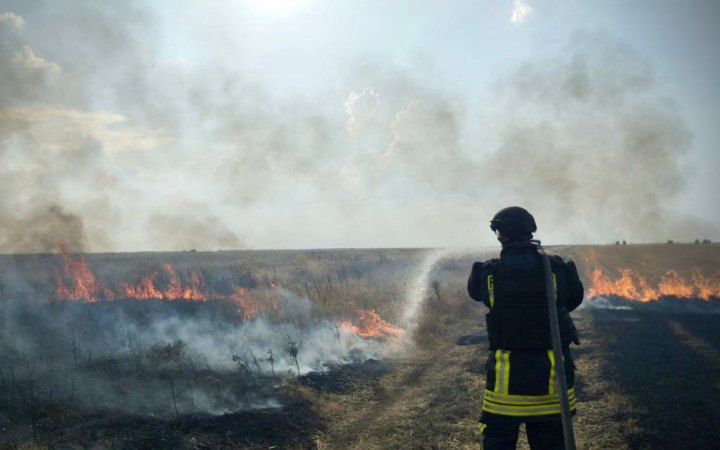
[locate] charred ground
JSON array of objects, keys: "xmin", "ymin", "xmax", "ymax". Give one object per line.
[{"xmin": 0, "ymin": 244, "xmax": 719, "ymax": 449}]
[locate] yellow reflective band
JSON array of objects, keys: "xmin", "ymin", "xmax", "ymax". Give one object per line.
[
  {"xmin": 548, "ymin": 350, "xmax": 556, "ymax": 395},
  {"xmin": 482, "ymin": 403, "xmax": 576, "ymax": 417},
  {"xmin": 478, "ymin": 422, "xmax": 487, "ymax": 437},
  {"xmin": 482, "ymin": 388, "xmax": 577, "ymax": 417},
  {"xmin": 484, "ymin": 388, "xmax": 576, "ymax": 406},
  {"xmin": 493, "ymin": 350, "xmax": 511, "ymax": 394},
  {"xmin": 484, "ymin": 398, "xmax": 577, "ymax": 410},
  {"xmin": 494, "ymin": 350, "xmax": 501, "ymax": 392},
  {"xmin": 502, "ymin": 351, "xmax": 511, "ymax": 393},
  {"xmin": 487, "ymin": 275, "xmax": 495, "ymax": 307}
]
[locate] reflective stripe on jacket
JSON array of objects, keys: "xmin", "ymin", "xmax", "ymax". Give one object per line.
[{"xmin": 481, "ymin": 348, "xmax": 576, "ymax": 418}]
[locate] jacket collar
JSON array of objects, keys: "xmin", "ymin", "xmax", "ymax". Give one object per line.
[{"xmin": 500, "ymin": 239, "xmax": 538, "ymax": 256}]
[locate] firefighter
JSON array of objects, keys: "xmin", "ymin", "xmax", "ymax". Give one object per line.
[{"xmin": 467, "ymin": 206, "xmax": 584, "ymax": 450}]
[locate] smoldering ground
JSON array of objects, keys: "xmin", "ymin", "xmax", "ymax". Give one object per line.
[
  {"xmin": 1, "ymin": 3, "xmax": 717, "ymax": 252},
  {"xmin": 0, "ymin": 288, "xmax": 400, "ymax": 417}
]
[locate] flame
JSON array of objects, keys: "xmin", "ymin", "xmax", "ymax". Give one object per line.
[
  {"xmin": 54, "ymin": 245, "xmax": 111, "ymax": 302},
  {"xmin": 52, "ymin": 248, "xmax": 277, "ymax": 319},
  {"xmin": 587, "ymin": 266, "xmax": 720, "ymax": 302},
  {"xmin": 116, "ymin": 264, "xmax": 208, "ymax": 301},
  {"xmin": 339, "ymin": 309, "xmax": 404, "ymax": 339}
]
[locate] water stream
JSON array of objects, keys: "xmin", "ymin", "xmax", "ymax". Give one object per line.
[{"xmin": 397, "ymin": 247, "xmax": 495, "ymax": 340}]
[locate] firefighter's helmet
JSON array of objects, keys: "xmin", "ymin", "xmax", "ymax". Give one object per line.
[{"xmin": 489, "ymin": 206, "xmax": 537, "ymax": 237}]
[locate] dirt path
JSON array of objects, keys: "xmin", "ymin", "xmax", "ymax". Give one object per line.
[
  {"xmin": 313, "ymin": 311, "xmax": 627, "ymax": 450},
  {"xmin": 316, "ymin": 318, "xmax": 486, "ymax": 449},
  {"xmin": 310, "ymin": 307, "xmax": 720, "ymax": 450}
]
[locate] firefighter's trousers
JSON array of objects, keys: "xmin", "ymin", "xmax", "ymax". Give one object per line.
[{"xmin": 480, "ymin": 417, "xmax": 565, "ymax": 450}]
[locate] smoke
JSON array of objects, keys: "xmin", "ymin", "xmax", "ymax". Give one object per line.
[
  {"xmin": 0, "ymin": 205, "xmax": 86, "ymax": 253},
  {"xmin": 0, "ymin": 5, "xmax": 181, "ymax": 253},
  {"xmin": 0, "ymin": 7, "xmax": 163, "ymax": 253},
  {"xmin": 11, "ymin": 45, "xmax": 61, "ymax": 73},
  {"xmin": 0, "ymin": 3, "xmax": 714, "ymax": 251},
  {"xmin": 0, "ymin": 11, "xmax": 24, "ymax": 28},
  {"xmin": 0, "ymin": 287, "xmax": 397, "ymax": 416},
  {"xmin": 0, "ymin": 105, "xmax": 152, "ymax": 253},
  {"xmin": 146, "ymin": 212, "xmax": 246, "ymax": 251},
  {"xmin": 581, "ymin": 296, "xmax": 634, "ymax": 311},
  {"xmin": 479, "ymin": 31, "xmax": 708, "ymax": 243},
  {"xmin": 0, "ymin": 10, "xmax": 62, "ymax": 106},
  {"xmin": 583, "ymin": 296, "xmax": 720, "ymax": 314},
  {"xmin": 325, "ymin": 32, "xmax": 707, "ymax": 245}
]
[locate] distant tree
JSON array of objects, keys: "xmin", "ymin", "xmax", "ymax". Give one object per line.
[
  {"xmin": 695, "ymin": 239, "xmax": 701, "ymax": 244},
  {"xmin": 615, "ymin": 241, "xmax": 621, "ymax": 246},
  {"xmin": 622, "ymin": 240, "xmax": 627, "ymax": 246},
  {"xmin": 667, "ymin": 240, "xmax": 674, "ymax": 244},
  {"xmin": 703, "ymin": 239, "xmax": 712, "ymax": 244}
]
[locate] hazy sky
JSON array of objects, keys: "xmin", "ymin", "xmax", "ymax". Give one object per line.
[{"xmin": 1, "ymin": 0, "xmax": 718, "ymax": 252}]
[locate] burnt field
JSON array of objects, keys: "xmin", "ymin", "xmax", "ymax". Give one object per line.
[
  {"xmin": 0, "ymin": 244, "xmax": 719, "ymax": 449},
  {"xmin": 583, "ymin": 308, "xmax": 720, "ymax": 450}
]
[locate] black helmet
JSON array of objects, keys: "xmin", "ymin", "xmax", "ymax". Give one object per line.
[{"xmin": 490, "ymin": 206, "xmax": 537, "ymax": 237}]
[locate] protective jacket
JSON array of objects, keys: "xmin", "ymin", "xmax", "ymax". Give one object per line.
[{"xmin": 468, "ymin": 241, "xmax": 583, "ymax": 422}]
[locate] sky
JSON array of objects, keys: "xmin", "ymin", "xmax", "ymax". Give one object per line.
[{"xmin": 0, "ymin": 0, "xmax": 718, "ymax": 252}]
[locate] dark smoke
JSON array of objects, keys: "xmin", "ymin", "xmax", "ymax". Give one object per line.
[
  {"xmin": 0, "ymin": 205, "xmax": 86, "ymax": 253},
  {"xmin": 146, "ymin": 213, "xmax": 246, "ymax": 251}
]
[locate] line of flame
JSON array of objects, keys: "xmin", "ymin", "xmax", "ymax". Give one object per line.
[
  {"xmin": 52, "ymin": 252, "xmax": 397, "ymax": 331},
  {"xmin": 52, "ymin": 251, "xmax": 277, "ymax": 319},
  {"xmin": 587, "ymin": 267, "xmax": 720, "ymax": 302}
]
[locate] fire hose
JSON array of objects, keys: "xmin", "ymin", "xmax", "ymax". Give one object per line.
[{"xmin": 535, "ymin": 240, "xmax": 577, "ymax": 450}]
